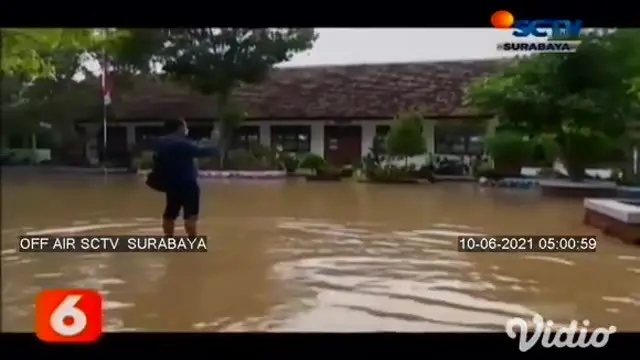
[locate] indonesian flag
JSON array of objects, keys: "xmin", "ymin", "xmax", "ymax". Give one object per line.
[{"xmin": 101, "ymin": 57, "xmax": 112, "ymax": 106}]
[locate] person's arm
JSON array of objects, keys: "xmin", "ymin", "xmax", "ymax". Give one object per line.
[{"xmin": 183, "ymin": 139, "xmax": 218, "ymax": 158}]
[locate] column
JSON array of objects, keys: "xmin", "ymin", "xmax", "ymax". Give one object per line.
[
  {"xmin": 84, "ymin": 124, "xmax": 100, "ymax": 165},
  {"xmin": 361, "ymin": 123, "xmax": 376, "ymax": 158},
  {"xmin": 310, "ymin": 123, "xmax": 324, "ymax": 156},
  {"xmin": 485, "ymin": 117, "xmax": 499, "ymax": 137},
  {"xmin": 125, "ymin": 125, "xmax": 136, "ymax": 147},
  {"xmin": 259, "ymin": 123, "xmax": 270, "ymax": 147},
  {"xmin": 423, "ymin": 119, "xmax": 435, "ymax": 153}
]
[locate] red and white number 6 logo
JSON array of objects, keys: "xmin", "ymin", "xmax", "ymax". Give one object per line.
[
  {"xmin": 36, "ymin": 289, "xmax": 103, "ymax": 343},
  {"xmin": 49, "ymin": 295, "xmax": 88, "ymax": 336}
]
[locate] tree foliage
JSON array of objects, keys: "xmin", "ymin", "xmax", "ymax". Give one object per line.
[
  {"xmin": 155, "ymin": 28, "xmax": 317, "ymax": 166},
  {"xmin": 158, "ymin": 28, "xmax": 316, "ymax": 95},
  {"xmin": 87, "ymin": 29, "xmax": 165, "ymax": 91},
  {"xmin": 1, "ymin": 28, "xmax": 127, "ymax": 80},
  {"xmin": 467, "ymin": 29, "xmax": 640, "ymax": 180},
  {"xmin": 2, "ymin": 28, "xmax": 159, "ymax": 138},
  {"xmin": 2, "ymin": 49, "xmax": 102, "ymax": 137}
]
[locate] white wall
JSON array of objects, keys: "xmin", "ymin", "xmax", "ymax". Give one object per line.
[
  {"xmin": 79, "ymin": 118, "xmax": 487, "ymax": 167},
  {"xmin": 2, "ymin": 133, "xmax": 52, "ymax": 163},
  {"xmin": 1, "ymin": 148, "xmax": 51, "ymax": 163}
]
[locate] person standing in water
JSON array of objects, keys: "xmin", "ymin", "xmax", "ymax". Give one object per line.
[{"xmin": 153, "ymin": 118, "xmax": 218, "ymax": 237}]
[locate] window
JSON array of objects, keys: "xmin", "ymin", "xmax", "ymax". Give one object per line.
[
  {"xmin": 135, "ymin": 126, "xmax": 164, "ymax": 150},
  {"xmin": 231, "ymin": 126, "xmax": 260, "ymax": 149},
  {"xmin": 8, "ymin": 135, "xmax": 24, "ymax": 148},
  {"xmin": 468, "ymin": 135, "xmax": 484, "ymax": 155},
  {"xmin": 135, "ymin": 126, "xmax": 164, "ymax": 142},
  {"xmin": 188, "ymin": 125, "xmax": 213, "ymax": 141},
  {"xmin": 35, "ymin": 133, "xmax": 54, "ymax": 149},
  {"xmin": 434, "ymin": 124, "xmax": 485, "ymax": 155},
  {"xmin": 270, "ymin": 125, "xmax": 311, "ymax": 153},
  {"xmin": 375, "ymin": 125, "xmax": 390, "ymax": 137}
]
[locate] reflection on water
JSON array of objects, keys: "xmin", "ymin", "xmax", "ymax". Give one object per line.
[{"xmin": 2, "ymin": 177, "xmax": 640, "ymax": 332}]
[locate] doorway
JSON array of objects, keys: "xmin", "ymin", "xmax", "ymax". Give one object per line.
[{"xmin": 324, "ymin": 125, "xmax": 362, "ymax": 167}]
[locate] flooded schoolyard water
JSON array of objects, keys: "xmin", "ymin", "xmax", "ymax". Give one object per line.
[{"xmin": 2, "ymin": 175, "xmax": 640, "ymax": 332}]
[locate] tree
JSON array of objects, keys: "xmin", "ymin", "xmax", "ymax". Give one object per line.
[
  {"xmin": 2, "ymin": 29, "xmax": 163, "ymax": 145},
  {"xmin": 157, "ymin": 28, "xmax": 317, "ymax": 167},
  {"xmin": 386, "ymin": 111, "xmax": 427, "ymax": 167},
  {"xmin": 1, "ymin": 28, "xmax": 140, "ymax": 136},
  {"xmin": 3, "ymin": 54, "xmax": 91, "ymax": 135},
  {"xmin": 468, "ymin": 30, "xmax": 640, "ymax": 180},
  {"xmin": 1, "ymin": 28, "xmax": 127, "ymax": 80}
]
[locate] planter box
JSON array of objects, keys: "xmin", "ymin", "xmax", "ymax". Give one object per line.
[
  {"xmin": 539, "ymin": 180, "xmax": 617, "ymax": 198},
  {"xmin": 369, "ymin": 178, "xmax": 420, "ymax": 184},
  {"xmin": 137, "ymin": 169, "xmax": 287, "ymax": 179},
  {"xmin": 493, "ymin": 165, "xmax": 523, "ymax": 178},
  {"xmin": 584, "ymin": 199, "xmax": 640, "ymax": 246},
  {"xmin": 199, "ymin": 170, "xmax": 286, "ymax": 179},
  {"xmin": 305, "ymin": 174, "xmax": 342, "ymax": 181}
]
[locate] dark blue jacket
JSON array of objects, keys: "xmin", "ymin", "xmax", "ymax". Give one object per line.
[{"xmin": 153, "ymin": 135, "xmax": 217, "ymax": 188}]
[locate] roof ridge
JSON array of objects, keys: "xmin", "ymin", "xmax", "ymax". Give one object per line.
[{"xmin": 276, "ymin": 58, "xmax": 510, "ymax": 71}]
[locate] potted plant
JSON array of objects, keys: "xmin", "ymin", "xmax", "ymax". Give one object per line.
[{"xmin": 280, "ymin": 153, "xmax": 300, "ymax": 176}]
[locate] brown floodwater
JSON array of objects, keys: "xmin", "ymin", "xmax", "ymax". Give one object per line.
[{"xmin": 2, "ymin": 175, "xmax": 640, "ymax": 332}]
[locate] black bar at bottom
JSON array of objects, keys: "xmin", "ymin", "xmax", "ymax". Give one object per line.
[{"xmin": 1, "ymin": 332, "xmax": 637, "ymax": 355}]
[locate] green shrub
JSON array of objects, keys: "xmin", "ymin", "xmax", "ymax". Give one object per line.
[
  {"xmin": 227, "ymin": 148, "xmax": 280, "ymax": 170},
  {"xmin": 280, "ymin": 153, "xmax": 299, "ymax": 173},
  {"xmin": 198, "ymin": 155, "xmax": 222, "ymax": 170},
  {"xmin": 415, "ymin": 164, "xmax": 435, "ymax": 180},
  {"xmin": 226, "ymin": 148, "xmax": 256, "ymax": 170},
  {"xmin": 486, "ymin": 131, "xmax": 534, "ymax": 176},
  {"xmin": 315, "ymin": 163, "xmax": 340, "ymax": 176},
  {"xmin": 368, "ymin": 165, "xmax": 414, "ymax": 182},
  {"xmin": 248, "ymin": 141, "xmax": 272, "ymax": 160},
  {"xmin": 299, "ymin": 153, "xmax": 326, "ymax": 170}
]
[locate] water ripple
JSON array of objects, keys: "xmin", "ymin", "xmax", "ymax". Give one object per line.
[{"xmin": 2, "ymin": 214, "xmax": 640, "ymax": 332}]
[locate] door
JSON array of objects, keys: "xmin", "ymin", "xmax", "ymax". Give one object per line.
[
  {"xmin": 324, "ymin": 125, "xmax": 362, "ymax": 167},
  {"xmin": 97, "ymin": 126, "xmax": 128, "ymax": 165}
]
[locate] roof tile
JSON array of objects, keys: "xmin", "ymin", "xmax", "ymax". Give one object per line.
[{"xmin": 113, "ymin": 59, "xmax": 506, "ymax": 120}]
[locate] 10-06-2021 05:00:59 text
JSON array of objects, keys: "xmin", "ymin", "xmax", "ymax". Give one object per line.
[{"xmin": 457, "ymin": 236, "xmax": 597, "ymax": 253}]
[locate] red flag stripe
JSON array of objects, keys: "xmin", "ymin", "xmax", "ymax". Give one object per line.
[{"xmin": 101, "ymin": 56, "xmax": 112, "ymax": 99}]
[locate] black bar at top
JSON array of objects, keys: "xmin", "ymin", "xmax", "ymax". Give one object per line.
[{"xmin": 0, "ymin": 4, "xmax": 631, "ymax": 28}]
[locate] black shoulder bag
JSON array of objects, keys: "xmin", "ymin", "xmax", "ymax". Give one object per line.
[{"xmin": 145, "ymin": 153, "xmax": 166, "ymax": 192}]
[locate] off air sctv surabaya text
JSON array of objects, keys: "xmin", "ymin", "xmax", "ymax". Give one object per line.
[{"xmin": 18, "ymin": 236, "xmax": 208, "ymax": 253}]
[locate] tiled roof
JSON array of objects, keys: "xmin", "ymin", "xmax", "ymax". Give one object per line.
[{"xmin": 111, "ymin": 59, "xmax": 506, "ymax": 120}]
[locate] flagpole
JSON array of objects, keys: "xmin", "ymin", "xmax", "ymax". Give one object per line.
[{"xmin": 101, "ymin": 28, "xmax": 109, "ymax": 177}]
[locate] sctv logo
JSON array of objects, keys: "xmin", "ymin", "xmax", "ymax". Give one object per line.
[{"xmin": 491, "ymin": 10, "xmax": 583, "ymax": 38}]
